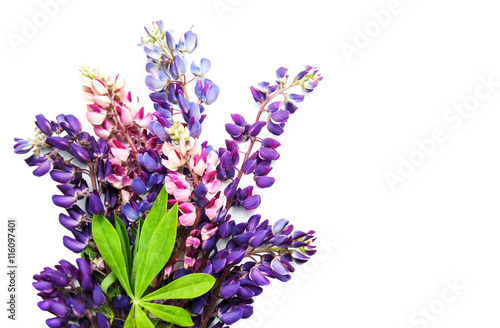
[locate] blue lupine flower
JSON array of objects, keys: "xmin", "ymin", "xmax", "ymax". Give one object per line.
[
  {"xmin": 177, "ymin": 31, "xmax": 198, "ymax": 53},
  {"xmin": 145, "ymin": 69, "xmax": 169, "ymax": 91},
  {"xmin": 191, "ymin": 58, "xmax": 211, "ymax": 76},
  {"xmin": 196, "ymin": 79, "xmax": 220, "ymax": 104}
]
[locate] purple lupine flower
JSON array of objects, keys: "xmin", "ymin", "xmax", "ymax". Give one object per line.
[
  {"xmin": 219, "ymin": 307, "xmax": 243, "ymax": 325},
  {"xmin": 29, "ymin": 156, "xmax": 53, "ymax": 177},
  {"xmin": 35, "ymin": 114, "xmax": 53, "ymax": 136},
  {"xmin": 87, "ymin": 191, "xmax": 104, "ymax": 215},
  {"xmin": 70, "ymin": 143, "xmax": 91, "ymax": 163},
  {"xmin": 13, "ymin": 138, "xmax": 33, "ymax": 154},
  {"xmin": 34, "ymin": 259, "xmax": 108, "ymax": 327},
  {"xmin": 45, "ymin": 136, "xmax": 70, "ymax": 151},
  {"xmin": 250, "ymin": 86, "xmax": 266, "ymax": 103},
  {"xmin": 46, "ymin": 317, "xmax": 68, "ymax": 328},
  {"xmin": 241, "ymin": 194, "xmax": 261, "ymax": 210},
  {"xmin": 247, "ymin": 121, "xmax": 266, "ymax": 137},
  {"xmin": 289, "ymin": 93, "xmax": 305, "ymax": 103}
]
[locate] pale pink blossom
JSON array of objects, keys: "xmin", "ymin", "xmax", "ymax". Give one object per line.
[
  {"xmin": 110, "ymin": 146, "xmax": 130, "ymax": 163},
  {"xmin": 114, "ymin": 75, "xmax": 125, "ymax": 92},
  {"xmin": 179, "ymin": 212, "xmax": 196, "ymax": 226},
  {"xmin": 173, "ymin": 189, "xmax": 191, "ymax": 202},
  {"xmin": 93, "ymin": 95, "xmax": 111, "ymax": 107},
  {"xmin": 118, "ymin": 105, "xmax": 133, "ymax": 126},
  {"xmin": 91, "ymin": 79, "xmax": 108, "ymax": 95}
]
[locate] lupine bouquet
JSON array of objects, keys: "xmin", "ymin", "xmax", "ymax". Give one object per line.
[{"xmin": 14, "ymin": 21, "xmax": 322, "ymax": 328}]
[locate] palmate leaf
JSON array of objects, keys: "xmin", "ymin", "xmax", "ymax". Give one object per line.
[
  {"xmin": 92, "ymin": 215, "xmax": 133, "ymax": 298},
  {"xmin": 123, "ymin": 304, "xmax": 135, "ymax": 328},
  {"xmin": 134, "ymin": 304, "xmax": 156, "ymax": 328},
  {"xmin": 140, "ymin": 273, "xmax": 215, "ymax": 301},
  {"xmin": 123, "ymin": 303, "xmax": 157, "ymax": 328},
  {"xmin": 133, "ymin": 186, "xmax": 178, "ymax": 298},
  {"xmin": 130, "ymin": 217, "xmax": 142, "ymax": 290},
  {"xmin": 131, "ymin": 187, "xmax": 167, "ymax": 292},
  {"xmin": 140, "ymin": 302, "xmax": 194, "ymax": 327},
  {"xmin": 115, "ymin": 214, "xmax": 132, "ymax": 272}
]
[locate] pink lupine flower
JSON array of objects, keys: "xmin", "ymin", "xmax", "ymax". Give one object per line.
[
  {"xmin": 205, "ymin": 195, "xmax": 225, "ymax": 221},
  {"xmin": 118, "ymin": 105, "xmax": 133, "ymax": 126},
  {"xmin": 106, "ymin": 164, "xmax": 133, "ymax": 189},
  {"xmin": 164, "ymin": 148, "xmax": 185, "ymax": 171},
  {"xmin": 113, "ymin": 74, "xmax": 125, "ymax": 92},
  {"xmin": 165, "ymin": 172, "xmax": 192, "ymax": 202},
  {"xmin": 93, "ymin": 120, "xmax": 113, "ymax": 140},
  {"xmin": 164, "ymin": 172, "xmax": 190, "ymax": 193},
  {"xmin": 163, "ymin": 265, "xmax": 173, "ymax": 279},
  {"xmin": 106, "ymin": 174, "xmax": 133, "ymax": 189},
  {"xmin": 133, "ymin": 107, "xmax": 153, "ymax": 129},
  {"xmin": 162, "ymin": 142, "xmax": 186, "ymax": 171},
  {"xmin": 201, "ymin": 223, "xmax": 218, "ymax": 241},
  {"xmin": 91, "ymin": 79, "xmax": 108, "ymax": 95},
  {"xmin": 178, "ymin": 202, "xmax": 196, "ymax": 226},
  {"xmin": 191, "ymin": 151, "xmax": 207, "ymax": 176},
  {"xmin": 183, "ymin": 256, "xmax": 196, "ymax": 269},
  {"xmin": 86, "ymin": 104, "xmax": 107, "ymax": 125},
  {"xmin": 110, "ymin": 140, "xmax": 130, "ymax": 163},
  {"xmin": 186, "ymin": 236, "xmax": 200, "ymax": 248},
  {"xmin": 120, "ymin": 189, "xmax": 131, "ymax": 205},
  {"xmin": 173, "ymin": 189, "xmax": 190, "ymax": 202},
  {"xmin": 93, "ymin": 95, "xmax": 112, "ymax": 107},
  {"xmin": 202, "ymin": 166, "xmax": 221, "ymax": 194},
  {"xmin": 207, "ymin": 150, "xmax": 218, "ymax": 167}
]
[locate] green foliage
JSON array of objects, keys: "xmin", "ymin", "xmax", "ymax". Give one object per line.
[
  {"xmin": 92, "ymin": 186, "xmax": 215, "ymax": 327},
  {"xmin": 92, "ymin": 214, "xmax": 133, "ymax": 298}
]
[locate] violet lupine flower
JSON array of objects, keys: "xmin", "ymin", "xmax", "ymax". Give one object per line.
[
  {"xmin": 13, "ymin": 138, "xmax": 34, "ymax": 154},
  {"xmin": 33, "ymin": 259, "xmax": 108, "ymax": 328},
  {"xmin": 14, "ymin": 114, "xmax": 112, "ymax": 254},
  {"xmin": 216, "ymin": 140, "xmax": 239, "ymax": 181},
  {"xmin": 193, "ymin": 215, "xmax": 316, "ymax": 327}
]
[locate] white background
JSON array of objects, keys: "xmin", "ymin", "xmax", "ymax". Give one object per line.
[{"xmin": 1, "ymin": 0, "xmax": 500, "ymax": 327}]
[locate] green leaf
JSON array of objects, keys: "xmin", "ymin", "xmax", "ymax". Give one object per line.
[
  {"xmin": 140, "ymin": 273, "xmax": 215, "ymax": 302},
  {"xmin": 92, "ymin": 215, "xmax": 133, "ymax": 298},
  {"xmin": 132, "ymin": 186, "xmax": 168, "ymax": 293},
  {"xmin": 135, "ymin": 203, "xmax": 178, "ymax": 298},
  {"xmin": 135, "ymin": 304, "xmax": 155, "ymax": 328},
  {"xmin": 115, "ymin": 214, "xmax": 132, "ymax": 272},
  {"xmin": 140, "ymin": 302, "xmax": 194, "ymax": 327},
  {"xmin": 83, "ymin": 247, "xmax": 98, "ymax": 259},
  {"xmin": 134, "ymin": 187, "xmax": 177, "ymax": 298},
  {"xmin": 106, "ymin": 287, "xmax": 121, "ymax": 297},
  {"xmin": 101, "ymin": 272, "xmax": 117, "ymax": 296},
  {"xmin": 123, "ymin": 303, "xmax": 135, "ymax": 328},
  {"xmin": 130, "ymin": 217, "xmax": 142, "ymax": 291}
]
